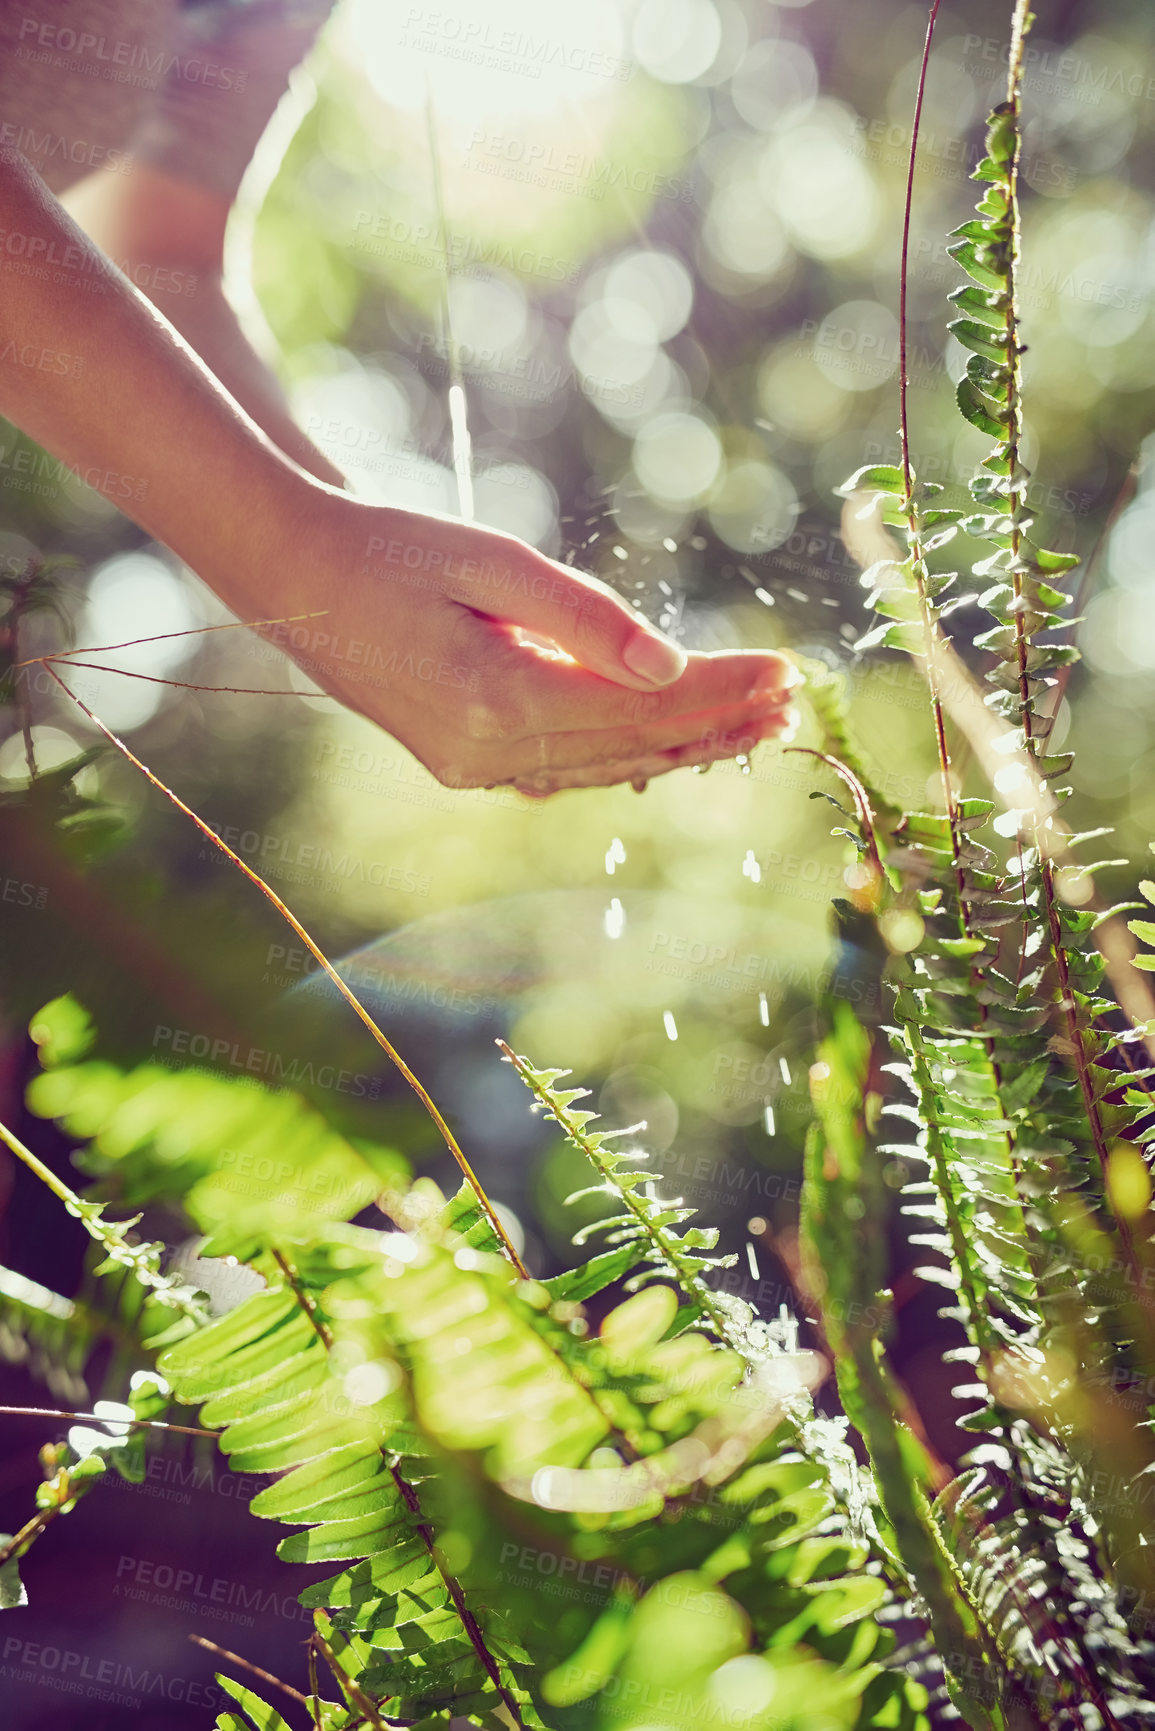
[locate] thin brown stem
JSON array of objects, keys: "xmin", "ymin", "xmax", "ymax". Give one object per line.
[
  {"xmin": 0, "ymin": 1405, "xmax": 215, "ymax": 1437},
  {"xmin": 899, "ymin": 0, "xmax": 943, "ymax": 500},
  {"xmin": 42, "ymin": 664, "xmax": 527, "ymax": 1280},
  {"xmin": 12, "ymin": 610, "xmax": 329, "ymax": 668},
  {"xmin": 10, "ymin": 570, "xmax": 39, "ymax": 780},
  {"xmin": 784, "ymin": 746, "xmax": 884, "ymax": 879},
  {"xmin": 42, "ymin": 658, "xmax": 305, "ymax": 697},
  {"xmin": 310, "ymin": 1630, "xmax": 396, "ymax": 1731},
  {"xmin": 188, "ymin": 1635, "xmax": 311, "ymax": 1709},
  {"xmin": 0, "ymin": 1503, "xmax": 59, "ymax": 1569}
]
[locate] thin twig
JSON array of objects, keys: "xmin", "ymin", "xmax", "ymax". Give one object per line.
[
  {"xmin": 188, "ymin": 1634, "xmax": 311, "ymax": 1709},
  {"xmin": 0, "ymin": 1405, "xmax": 216, "ymax": 1437},
  {"xmin": 898, "ymin": 0, "xmax": 943, "ymax": 501},
  {"xmin": 12, "ymin": 610, "xmax": 329, "ymax": 668},
  {"xmin": 42, "ymin": 663, "xmax": 527, "ymax": 1280},
  {"xmin": 0, "ymin": 1504, "xmax": 60, "ymax": 1569},
  {"xmin": 39, "ymin": 657, "xmax": 305, "ymax": 697}
]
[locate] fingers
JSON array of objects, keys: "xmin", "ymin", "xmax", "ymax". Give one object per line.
[
  {"xmin": 441, "ymin": 532, "xmax": 691, "ymax": 690},
  {"xmin": 450, "ymin": 611, "xmax": 800, "ymax": 742},
  {"xmin": 507, "ymin": 719, "xmax": 792, "ymax": 798},
  {"xmin": 499, "ymin": 636, "xmax": 801, "ymax": 736},
  {"xmin": 495, "ymin": 696, "xmax": 795, "ymax": 780}
]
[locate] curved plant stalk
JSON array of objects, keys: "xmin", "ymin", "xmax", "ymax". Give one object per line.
[{"xmin": 40, "ymin": 663, "xmax": 527, "ymax": 1280}]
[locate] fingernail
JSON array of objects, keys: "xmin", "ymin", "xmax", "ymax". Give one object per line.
[{"xmin": 623, "ymin": 627, "xmax": 688, "ymax": 686}]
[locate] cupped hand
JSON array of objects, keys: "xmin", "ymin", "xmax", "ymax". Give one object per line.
[{"xmin": 258, "ymin": 492, "xmax": 801, "ymax": 797}]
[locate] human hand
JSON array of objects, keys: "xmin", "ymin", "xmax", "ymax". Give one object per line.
[{"xmin": 243, "ymin": 491, "xmax": 800, "ymax": 798}]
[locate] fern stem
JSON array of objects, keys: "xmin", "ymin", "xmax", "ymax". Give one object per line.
[
  {"xmin": 0, "ymin": 1114, "xmax": 206, "ymax": 1323},
  {"xmin": 992, "ymin": 12, "xmax": 1150, "ymax": 1307},
  {"xmin": 893, "ymin": 0, "xmax": 1039, "ymax": 1326},
  {"xmin": 42, "ymin": 664, "xmax": 528, "ymax": 1281},
  {"xmin": 784, "ymin": 747, "xmax": 883, "ymax": 878},
  {"xmin": 310, "ymin": 1629, "xmax": 397, "ymax": 1731},
  {"xmin": 270, "ymin": 1248, "xmax": 531, "ymax": 1731},
  {"xmin": 498, "ymin": 1042, "xmax": 739, "ymax": 1349},
  {"xmin": 307, "ymin": 1644, "xmax": 324, "ymax": 1731}
]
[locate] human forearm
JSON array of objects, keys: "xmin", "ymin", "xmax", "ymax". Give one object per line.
[
  {"xmin": 146, "ymin": 271, "xmax": 346, "ymax": 488},
  {"xmin": 0, "ymin": 150, "xmax": 311, "ymax": 596},
  {"xmin": 62, "ymin": 164, "xmax": 345, "ymax": 488}
]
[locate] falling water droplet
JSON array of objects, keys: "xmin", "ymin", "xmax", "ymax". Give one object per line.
[
  {"xmin": 746, "ymin": 1242, "xmax": 761, "ymax": 1280},
  {"xmin": 662, "ymin": 537, "xmax": 678, "ymax": 553},
  {"xmin": 755, "ymin": 588, "xmax": 775, "ymax": 607},
  {"xmin": 737, "ymin": 755, "xmax": 751, "ymax": 776},
  {"xmin": 779, "ymin": 1057, "xmax": 792, "ymax": 1086},
  {"xmin": 663, "ymin": 1011, "xmax": 678, "ymax": 1042},
  {"xmin": 604, "ymin": 897, "xmax": 625, "ymax": 940},
  {"xmin": 605, "ymin": 837, "xmax": 627, "ymax": 875},
  {"xmin": 763, "ymin": 1104, "xmax": 776, "ymax": 1135},
  {"xmin": 742, "ymin": 849, "xmax": 761, "ymax": 884},
  {"xmin": 758, "ymin": 991, "xmax": 770, "ymax": 1027},
  {"xmin": 613, "ymin": 545, "xmax": 629, "ymax": 561}
]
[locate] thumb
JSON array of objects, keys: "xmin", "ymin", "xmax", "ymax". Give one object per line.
[{"xmin": 471, "ymin": 545, "xmax": 688, "ymax": 689}]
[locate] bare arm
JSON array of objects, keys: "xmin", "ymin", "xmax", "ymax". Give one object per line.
[
  {"xmin": 0, "ymin": 149, "xmax": 799, "ymax": 795},
  {"xmin": 62, "ymin": 163, "xmax": 345, "ymax": 487}
]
